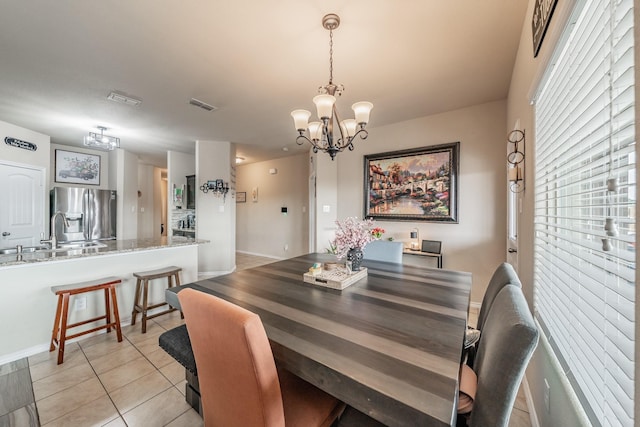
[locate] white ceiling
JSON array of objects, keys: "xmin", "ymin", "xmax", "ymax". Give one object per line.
[{"xmin": 0, "ymin": 1, "xmax": 528, "ymax": 167}]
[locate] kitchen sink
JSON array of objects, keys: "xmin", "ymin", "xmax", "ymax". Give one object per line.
[
  {"xmin": 57, "ymin": 241, "xmax": 108, "ymax": 249},
  {"xmin": 0, "ymin": 245, "xmax": 49, "ymax": 255},
  {"xmin": 0, "ymin": 241, "xmax": 109, "ymax": 255}
]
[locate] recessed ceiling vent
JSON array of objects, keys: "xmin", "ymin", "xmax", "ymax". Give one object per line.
[
  {"xmin": 189, "ymin": 98, "xmax": 217, "ymax": 112},
  {"xmin": 107, "ymin": 91, "xmax": 142, "ymax": 107}
]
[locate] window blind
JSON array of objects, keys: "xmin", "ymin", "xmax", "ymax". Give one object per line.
[{"xmin": 533, "ymin": 0, "xmax": 635, "ymax": 426}]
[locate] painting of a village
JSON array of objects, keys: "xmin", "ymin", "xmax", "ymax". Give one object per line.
[{"xmin": 364, "ymin": 143, "xmax": 459, "ymax": 222}]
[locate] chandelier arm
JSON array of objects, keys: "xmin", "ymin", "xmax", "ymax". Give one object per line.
[
  {"xmin": 353, "ymin": 127, "xmax": 369, "ymax": 141},
  {"xmin": 296, "ymin": 133, "xmax": 322, "ymax": 154}
]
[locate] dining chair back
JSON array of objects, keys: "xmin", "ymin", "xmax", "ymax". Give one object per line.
[
  {"xmin": 363, "ymin": 240, "xmax": 403, "ymax": 263},
  {"xmin": 178, "ymin": 288, "xmax": 344, "ymax": 427},
  {"xmin": 467, "ymin": 285, "xmax": 538, "ymax": 427},
  {"xmin": 476, "ymin": 262, "xmax": 522, "ymax": 331}
]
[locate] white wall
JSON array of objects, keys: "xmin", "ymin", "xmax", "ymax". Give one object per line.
[
  {"xmin": 137, "ymin": 164, "xmax": 156, "ymax": 239},
  {"xmin": 236, "ymin": 153, "xmax": 309, "ymax": 258},
  {"xmin": 195, "ymin": 141, "xmax": 235, "ymax": 274},
  {"xmin": 115, "ymin": 149, "xmax": 139, "ymax": 239},
  {"xmin": 0, "ymin": 120, "xmax": 51, "ymax": 172},
  {"xmin": 335, "ymin": 100, "xmax": 507, "ymax": 303},
  {"xmin": 313, "ymin": 152, "xmax": 339, "ymax": 254}
]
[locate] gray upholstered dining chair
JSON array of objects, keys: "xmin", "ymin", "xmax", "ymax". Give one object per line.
[
  {"xmin": 363, "ymin": 240, "xmax": 403, "ymax": 263},
  {"xmin": 461, "ymin": 284, "xmax": 539, "ymax": 427},
  {"xmin": 465, "ymin": 262, "xmax": 522, "ymax": 350}
]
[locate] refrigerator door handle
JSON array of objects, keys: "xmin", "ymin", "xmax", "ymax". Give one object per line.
[{"xmin": 83, "ymin": 191, "xmax": 90, "ymax": 241}]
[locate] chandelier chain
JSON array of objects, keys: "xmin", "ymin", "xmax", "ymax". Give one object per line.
[{"xmin": 329, "ymin": 28, "xmax": 334, "ymax": 84}]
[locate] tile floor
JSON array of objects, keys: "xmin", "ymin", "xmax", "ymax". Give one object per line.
[{"xmin": 1, "ymin": 253, "xmax": 531, "ymax": 427}]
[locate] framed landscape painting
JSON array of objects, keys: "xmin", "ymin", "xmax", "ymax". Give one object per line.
[{"xmin": 363, "ymin": 143, "xmax": 459, "ymax": 222}]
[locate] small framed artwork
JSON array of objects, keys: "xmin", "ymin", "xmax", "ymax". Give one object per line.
[
  {"xmin": 252, "ymin": 187, "xmax": 258, "ymax": 202},
  {"xmin": 55, "ymin": 149, "xmax": 100, "ymax": 185},
  {"xmin": 236, "ymin": 192, "xmax": 247, "ymax": 203},
  {"xmin": 364, "ymin": 142, "xmax": 459, "ymax": 222}
]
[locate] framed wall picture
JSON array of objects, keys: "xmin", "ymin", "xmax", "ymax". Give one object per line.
[
  {"xmin": 532, "ymin": 0, "xmax": 558, "ymax": 57},
  {"xmin": 364, "ymin": 142, "xmax": 459, "ymax": 222},
  {"xmin": 236, "ymin": 191, "xmax": 246, "ymax": 203},
  {"xmin": 55, "ymin": 149, "xmax": 100, "ymax": 185}
]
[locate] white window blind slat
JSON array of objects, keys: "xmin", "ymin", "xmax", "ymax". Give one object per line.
[{"xmin": 533, "ymin": 0, "xmax": 635, "ymax": 425}]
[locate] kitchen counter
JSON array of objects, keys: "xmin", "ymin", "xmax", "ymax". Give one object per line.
[
  {"xmin": 0, "ymin": 236, "xmax": 207, "ymax": 267},
  {"xmin": 0, "ymin": 236, "xmax": 205, "ymax": 363}
]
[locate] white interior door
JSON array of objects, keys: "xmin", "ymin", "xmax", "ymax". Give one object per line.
[{"xmin": 0, "ymin": 162, "xmax": 46, "ymax": 249}]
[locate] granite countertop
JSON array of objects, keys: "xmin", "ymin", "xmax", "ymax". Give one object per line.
[{"xmin": 0, "ymin": 236, "xmax": 207, "ymax": 267}]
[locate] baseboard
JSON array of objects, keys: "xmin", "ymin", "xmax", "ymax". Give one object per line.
[
  {"xmin": 0, "ymin": 318, "xmax": 135, "ymax": 366},
  {"xmin": 198, "ymin": 269, "xmax": 235, "ymax": 279},
  {"xmin": 523, "ymin": 374, "xmax": 540, "ymax": 427},
  {"xmin": 236, "ymin": 250, "xmax": 283, "ymax": 260},
  {"xmin": 0, "ymin": 344, "xmax": 50, "ymax": 366}
]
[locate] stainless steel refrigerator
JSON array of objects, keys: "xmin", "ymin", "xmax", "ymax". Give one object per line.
[{"xmin": 50, "ymin": 187, "xmax": 116, "ymax": 242}]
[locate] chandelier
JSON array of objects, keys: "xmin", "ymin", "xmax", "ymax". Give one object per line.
[
  {"xmin": 83, "ymin": 126, "xmax": 120, "ymax": 151},
  {"xmin": 291, "ymin": 14, "xmax": 373, "ymax": 160}
]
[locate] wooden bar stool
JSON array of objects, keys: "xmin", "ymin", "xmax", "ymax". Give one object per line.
[
  {"xmin": 50, "ymin": 277, "xmax": 123, "ymax": 365},
  {"xmin": 131, "ymin": 266, "xmax": 182, "ymax": 333}
]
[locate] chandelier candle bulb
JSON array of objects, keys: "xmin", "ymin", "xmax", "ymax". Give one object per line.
[
  {"xmin": 308, "ymin": 122, "xmax": 323, "ymax": 141},
  {"xmin": 352, "ymin": 102, "xmax": 373, "ymax": 125},
  {"xmin": 313, "ymin": 95, "xmax": 336, "ymax": 119},
  {"xmin": 341, "ymin": 119, "xmax": 357, "ymax": 137},
  {"xmin": 291, "ymin": 110, "xmax": 311, "ymax": 131}
]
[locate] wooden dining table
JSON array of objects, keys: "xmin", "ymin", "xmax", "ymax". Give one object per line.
[{"xmin": 166, "ymin": 253, "xmax": 472, "ymax": 427}]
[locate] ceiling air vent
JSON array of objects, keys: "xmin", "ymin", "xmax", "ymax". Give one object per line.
[
  {"xmin": 189, "ymin": 98, "xmax": 217, "ymax": 112},
  {"xmin": 107, "ymin": 91, "xmax": 142, "ymax": 107}
]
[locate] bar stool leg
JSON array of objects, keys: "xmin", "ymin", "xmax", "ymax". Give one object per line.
[
  {"xmin": 57, "ymin": 293, "xmax": 71, "ymax": 365},
  {"xmin": 50, "ymin": 294, "xmax": 63, "ymax": 352},
  {"xmin": 141, "ymin": 279, "xmax": 149, "ymax": 333},
  {"xmin": 104, "ymin": 288, "xmax": 112, "ymax": 333},
  {"xmin": 110, "ymin": 284, "xmax": 123, "ymax": 342},
  {"xmin": 131, "ymin": 278, "xmax": 142, "ymax": 326}
]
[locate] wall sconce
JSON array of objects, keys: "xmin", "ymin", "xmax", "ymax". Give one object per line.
[
  {"xmin": 200, "ymin": 179, "xmax": 230, "ymax": 201},
  {"xmin": 410, "ymin": 228, "xmax": 420, "ymax": 250},
  {"xmin": 507, "ymin": 129, "xmax": 525, "ymax": 193}
]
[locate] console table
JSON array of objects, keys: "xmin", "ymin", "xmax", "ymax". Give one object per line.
[{"xmin": 403, "ymin": 248, "xmax": 443, "ymax": 268}]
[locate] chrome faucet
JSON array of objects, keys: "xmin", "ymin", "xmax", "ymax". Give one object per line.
[{"xmin": 41, "ymin": 211, "xmax": 69, "ymax": 249}]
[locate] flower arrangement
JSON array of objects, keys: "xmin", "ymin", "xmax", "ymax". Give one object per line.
[
  {"xmin": 371, "ymin": 227, "xmax": 385, "ymax": 239},
  {"xmin": 332, "ymin": 217, "xmax": 375, "ymax": 259}
]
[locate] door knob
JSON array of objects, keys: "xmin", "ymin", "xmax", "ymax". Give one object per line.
[
  {"xmin": 508, "ymin": 248, "xmax": 517, "ymax": 253},
  {"xmin": 1, "ymin": 232, "xmax": 10, "ymax": 236}
]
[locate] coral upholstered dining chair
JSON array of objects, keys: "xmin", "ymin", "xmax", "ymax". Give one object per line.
[{"xmin": 178, "ymin": 288, "xmax": 345, "ymax": 427}]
